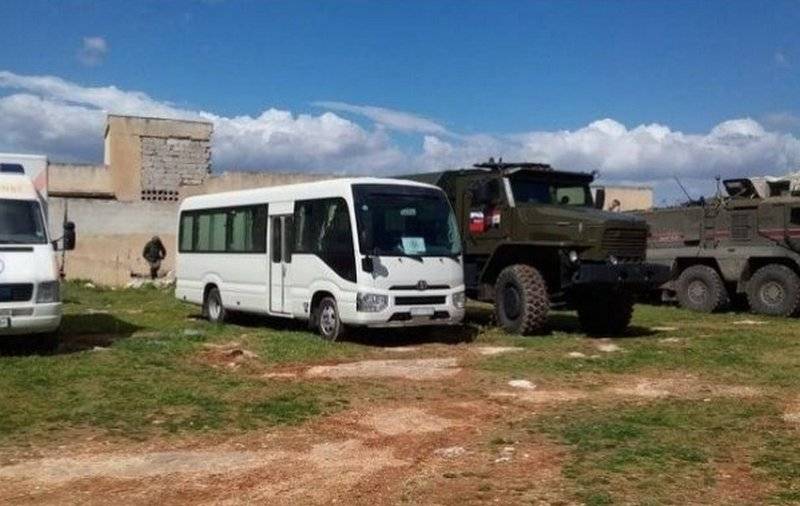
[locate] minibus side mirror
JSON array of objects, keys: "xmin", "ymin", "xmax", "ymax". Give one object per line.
[
  {"xmin": 361, "ymin": 256, "xmax": 374, "ymax": 273},
  {"xmin": 594, "ymin": 188, "xmax": 606, "ymax": 210},
  {"xmin": 62, "ymin": 221, "xmax": 76, "ymax": 251}
]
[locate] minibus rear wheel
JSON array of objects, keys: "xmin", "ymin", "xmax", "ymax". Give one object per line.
[
  {"xmin": 204, "ymin": 287, "xmax": 227, "ymax": 324},
  {"xmin": 316, "ymin": 296, "xmax": 344, "ymax": 341}
]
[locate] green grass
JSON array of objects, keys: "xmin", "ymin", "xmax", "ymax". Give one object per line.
[
  {"xmin": 4, "ymin": 284, "xmax": 800, "ymax": 504},
  {"xmin": 0, "ymin": 282, "xmax": 359, "ymax": 444}
]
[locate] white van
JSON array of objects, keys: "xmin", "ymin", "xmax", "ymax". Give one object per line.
[
  {"xmin": 0, "ymin": 154, "xmax": 75, "ymax": 340},
  {"xmin": 176, "ymin": 178, "xmax": 465, "ymax": 339}
]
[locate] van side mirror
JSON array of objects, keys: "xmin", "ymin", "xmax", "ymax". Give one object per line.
[
  {"xmin": 594, "ymin": 188, "xmax": 606, "ymax": 210},
  {"xmin": 361, "ymin": 256, "xmax": 374, "ymax": 273},
  {"xmin": 62, "ymin": 221, "xmax": 76, "ymax": 251}
]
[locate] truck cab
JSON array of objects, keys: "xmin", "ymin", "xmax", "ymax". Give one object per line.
[
  {"xmin": 402, "ymin": 161, "xmax": 668, "ymax": 335},
  {"xmin": 0, "ymin": 155, "xmax": 75, "ymax": 342}
]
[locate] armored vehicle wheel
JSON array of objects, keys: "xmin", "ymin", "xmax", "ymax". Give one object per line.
[
  {"xmin": 676, "ymin": 265, "xmax": 729, "ymax": 313},
  {"xmin": 576, "ymin": 288, "xmax": 634, "ymax": 336},
  {"xmin": 494, "ymin": 264, "xmax": 549, "ymax": 335},
  {"xmin": 747, "ymin": 264, "xmax": 800, "ymax": 316}
]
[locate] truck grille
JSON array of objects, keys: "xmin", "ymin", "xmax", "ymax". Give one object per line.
[
  {"xmin": 394, "ymin": 295, "xmax": 446, "ymax": 306},
  {"xmin": 0, "ymin": 283, "xmax": 34, "ymax": 302},
  {"xmin": 602, "ymin": 228, "xmax": 647, "ymax": 260}
]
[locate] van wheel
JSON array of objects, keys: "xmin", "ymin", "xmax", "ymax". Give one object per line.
[
  {"xmin": 316, "ymin": 296, "xmax": 345, "ymax": 341},
  {"xmin": 204, "ymin": 287, "xmax": 227, "ymax": 324},
  {"xmin": 494, "ymin": 264, "xmax": 549, "ymax": 335},
  {"xmin": 36, "ymin": 332, "xmax": 60, "ymax": 354},
  {"xmin": 747, "ymin": 264, "xmax": 800, "ymax": 316},
  {"xmin": 577, "ymin": 288, "xmax": 634, "ymax": 336},
  {"xmin": 676, "ymin": 265, "xmax": 728, "ymax": 313}
]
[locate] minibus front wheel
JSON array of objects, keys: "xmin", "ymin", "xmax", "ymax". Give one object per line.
[{"xmin": 315, "ymin": 295, "xmax": 344, "ymax": 341}]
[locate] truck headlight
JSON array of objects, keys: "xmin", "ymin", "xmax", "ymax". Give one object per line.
[
  {"xmin": 568, "ymin": 250, "xmax": 580, "ymax": 263},
  {"xmin": 357, "ymin": 292, "xmax": 388, "ymax": 312},
  {"xmin": 452, "ymin": 291, "xmax": 466, "ymax": 309},
  {"xmin": 36, "ymin": 281, "xmax": 61, "ymax": 303}
]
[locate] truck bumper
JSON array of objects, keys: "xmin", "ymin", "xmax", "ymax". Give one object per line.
[{"xmin": 571, "ymin": 262, "xmax": 670, "ymax": 290}]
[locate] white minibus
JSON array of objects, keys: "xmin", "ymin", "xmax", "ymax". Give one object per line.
[{"xmin": 175, "ymin": 178, "xmax": 465, "ymax": 339}]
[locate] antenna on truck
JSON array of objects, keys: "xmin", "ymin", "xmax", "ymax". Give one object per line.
[{"xmin": 674, "ymin": 175, "xmax": 694, "ymax": 203}]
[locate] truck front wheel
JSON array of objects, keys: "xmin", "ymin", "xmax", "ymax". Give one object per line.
[
  {"xmin": 494, "ymin": 264, "xmax": 549, "ymax": 335},
  {"xmin": 576, "ymin": 288, "xmax": 635, "ymax": 336},
  {"xmin": 747, "ymin": 264, "xmax": 800, "ymax": 316},
  {"xmin": 676, "ymin": 265, "xmax": 729, "ymax": 313}
]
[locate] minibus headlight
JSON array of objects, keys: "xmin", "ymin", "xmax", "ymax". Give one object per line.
[
  {"xmin": 36, "ymin": 281, "xmax": 60, "ymax": 303},
  {"xmin": 452, "ymin": 291, "xmax": 466, "ymax": 309},
  {"xmin": 357, "ymin": 292, "xmax": 388, "ymax": 312}
]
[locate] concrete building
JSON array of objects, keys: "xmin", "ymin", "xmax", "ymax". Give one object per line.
[{"xmin": 49, "ymin": 115, "xmax": 328, "ymax": 285}]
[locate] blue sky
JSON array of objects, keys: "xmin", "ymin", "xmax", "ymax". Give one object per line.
[{"xmin": 1, "ymin": 0, "xmax": 799, "ymax": 201}]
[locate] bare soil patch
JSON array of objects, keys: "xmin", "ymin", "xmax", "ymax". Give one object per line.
[
  {"xmin": 363, "ymin": 407, "xmax": 459, "ymax": 436},
  {"xmin": 473, "ymin": 346, "xmax": 523, "ymax": 356},
  {"xmin": 198, "ymin": 341, "xmax": 261, "ymax": 372},
  {"xmin": 305, "ymin": 358, "xmax": 461, "ymax": 380}
]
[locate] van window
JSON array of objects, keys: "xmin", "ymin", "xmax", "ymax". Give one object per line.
[
  {"xmin": 791, "ymin": 208, "xmax": 800, "ymax": 226},
  {"xmin": 294, "ymin": 198, "xmax": 356, "ymax": 282},
  {"xmin": 0, "ymin": 200, "xmax": 47, "ymax": 245}
]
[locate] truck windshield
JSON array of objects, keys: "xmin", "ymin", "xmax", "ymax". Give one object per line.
[
  {"xmin": 353, "ymin": 184, "xmax": 462, "ymax": 257},
  {"xmin": 511, "ymin": 178, "xmax": 592, "ymax": 206},
  {"xmin": 0, "ymin": 199, "xmax": 47, "ymax": 244}
]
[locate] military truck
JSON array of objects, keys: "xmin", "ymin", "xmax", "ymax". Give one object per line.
[
  {"xmin": 401, "ymin": 161, "xmax": 668, "ymax": 335},
  {"xmin": 638, "ymin": 175, "xmax": 800, "ymax": 316}
]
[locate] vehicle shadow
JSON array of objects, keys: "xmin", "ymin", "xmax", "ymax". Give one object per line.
[
  {"xmin": 465, "ymin": 304, "xmax": 656, "ymax": 338},
  {"xmin": 0, "ymin": 313, "xmax": 143, "ymax": 357},
  {"xmin": 224, "ymin": 311, "xmax": 480, "ymax": 346}
]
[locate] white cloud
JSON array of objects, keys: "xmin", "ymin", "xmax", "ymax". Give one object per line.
[
  {"xmin": 313, "ymin": 101, "xmax": 451, "ymax": 135},
  {"xmin": 77, "ymin": 37, "xmax": 109, "ymax": 67},
  {"xmin": 0, "ymin": 71, "xmax": 403, "ymax": 171},
  {"xmin": 1, "ymin": 70, "xmax": 800, "ymax": 199}
]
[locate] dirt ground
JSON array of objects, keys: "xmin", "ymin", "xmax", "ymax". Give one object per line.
[{"xmin": 0, "ymin": 337, "xmax": 771, "ymax": 506}]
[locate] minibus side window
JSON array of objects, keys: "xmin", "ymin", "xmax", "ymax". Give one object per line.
[
  {"xmin": 294, "ymin": 198, "xmax": 356, "ymax": 282},
  {"xmin": 179, "ymin": 212, "xmax": 195, "ymax": 252}
]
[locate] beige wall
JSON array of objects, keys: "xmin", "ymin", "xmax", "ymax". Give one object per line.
[
  {"xmin": 49, "ymin": 198, "xmax": 178, "ymax": 286},
  {"xmin": 594, "ymin": 185, "xmax": 653, "ymax": 211},
  {"xmin": 182, "ymin": 170, "xmax": 334, "ymax": 196},
  {"xmin": 105, "ymin": 115, "xmax": 213, "ymax": 202},
  {"xmin": 49, "ymin": 163, "xmax": 113, "ymax": 198}
]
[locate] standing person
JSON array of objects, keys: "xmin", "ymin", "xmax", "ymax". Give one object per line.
[{"xmin": 143, "ymin": 236, "xmax": 167, "ymax": 280}]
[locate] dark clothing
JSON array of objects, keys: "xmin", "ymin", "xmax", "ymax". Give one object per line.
[
  {"xmin": 143, "ymin": 238, "xmax": 167, "ymax": 280},
  {"xmin": 143, "ymin": 238, "xmax": 167, "ymax": 263}
]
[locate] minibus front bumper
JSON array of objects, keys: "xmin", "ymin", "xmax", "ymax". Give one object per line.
[
  {"xmin": 0, "ymin": 302, "xmax": 62, "ymax": 336},
  {"xmin": 349, "ymin": 289, "xmax": 466, "ymax": 328}
]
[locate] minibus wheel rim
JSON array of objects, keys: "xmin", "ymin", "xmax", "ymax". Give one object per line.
[
  {"xmin": 320, "ymin": 305, "xmax": 337, "ymax": 335},
  {"xmin": 209, "ymin": 296, "xmax": 221, "ymax": 320}
]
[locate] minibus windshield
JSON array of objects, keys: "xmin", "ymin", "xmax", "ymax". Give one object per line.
[
  {"xmin": 0, "ymin": 199, "xmax": 47, "ymax": 245},
  {"xmin": 353, "ymin": 184, "xmax": 461, "ymax": 258}
]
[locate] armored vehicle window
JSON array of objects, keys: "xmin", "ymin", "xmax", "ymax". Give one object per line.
[{"xmin": 510, "ymin": 178, "xmax": 591, "ymax": 206}]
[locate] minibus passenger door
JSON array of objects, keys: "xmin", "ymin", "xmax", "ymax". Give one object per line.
[{"xmin": 269, "ymin": 215, "xmax": 292, "ymax": 313}]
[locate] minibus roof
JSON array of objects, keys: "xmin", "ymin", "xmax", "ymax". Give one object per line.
[
  {"xmin": 180, "ymin": 177, "xmax": 443, "ymax": 211},
  {"xmin": 0, "ymin": 173, "xmax": 38, "ymax": 201}
]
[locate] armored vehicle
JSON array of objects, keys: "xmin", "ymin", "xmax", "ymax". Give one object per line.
[
  {"xmin": 639, "ymin": 175, "xmax": 800, "ymax": 316},
  {"xmin": 401, "ymin": 161, "xmax": 668, "ymax": 335}
]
